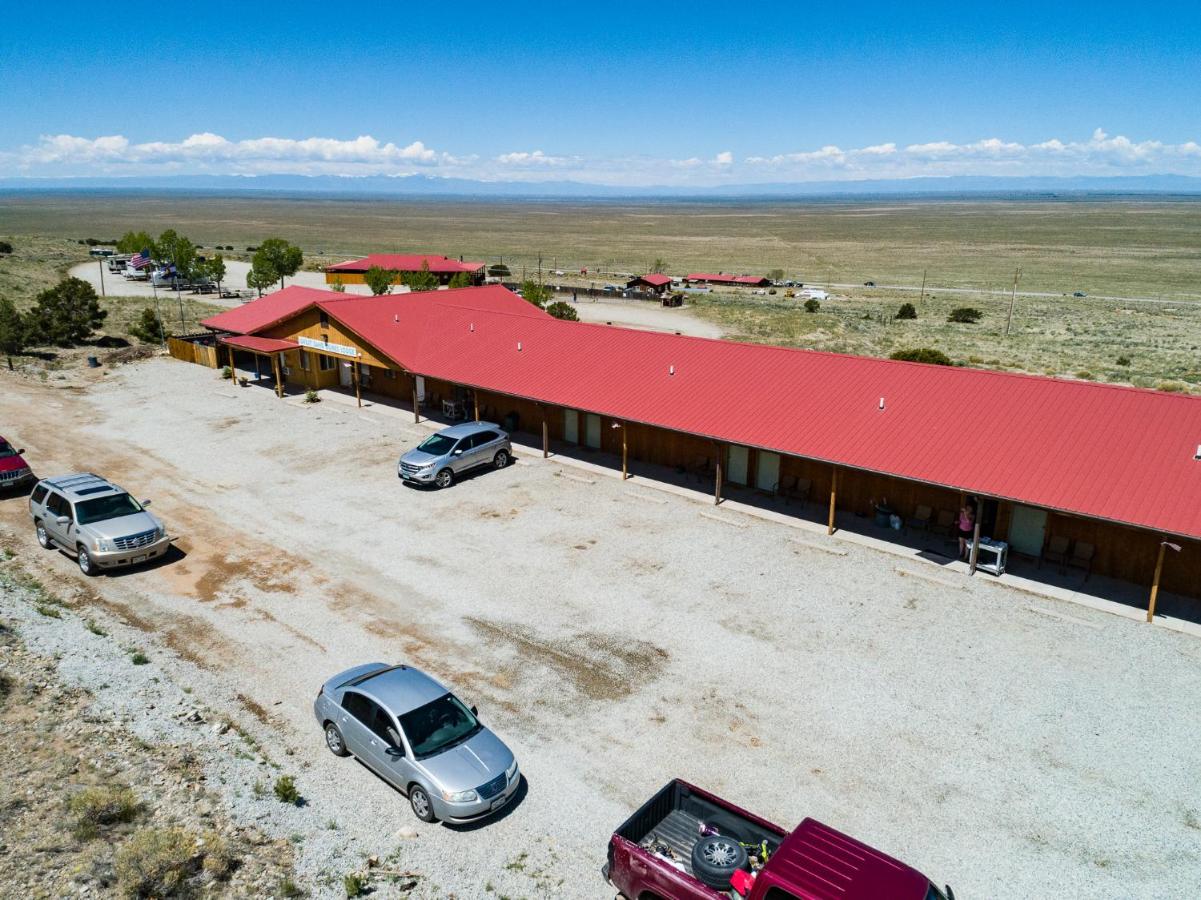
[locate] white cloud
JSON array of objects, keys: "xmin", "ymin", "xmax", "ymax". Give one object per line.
[{"xmin": 5, "ymin": 129, "xmax": 1201, "ymax": 185}]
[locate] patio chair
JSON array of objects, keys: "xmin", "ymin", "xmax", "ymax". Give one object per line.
[
  {"xmin": 689, "ymin": 455, "xmax": 713, "ymax": 483},
  {"xmin": 907, "ymin": 504, "xmax": 933, "ymax": 533},
  {"xmin": 1067, "ymin": 541, "xmax": 1095, "ymax": 580},
  {"xmin": 778, "ymin": 475, "xmax": 811, "ymax": 506},
  {"xmin": 1040, "ymin": 535, "xmax": 1070, "ymax": 571},
  {"xmin": 930, "ymin": 509, "xmax": 955, "ymax": 538}
]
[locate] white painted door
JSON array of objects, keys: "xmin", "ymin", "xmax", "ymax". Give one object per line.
[
  {"xmin": 415, "ymin": 375, "xmax": 426, "ymax": 402},
  {"xmin": 585, "ymin": 414, "xmax": 602, "ymax": 449},
  {"xmin": 727, "ymin": 445, "xmax": 749, "ymax": 485},
  {"xmin": 756, "ymin": 451, "xmax": 780, "ymax": 492},
  {"xmin": 339, "ymin": 361, "xmax": 353, "ymax": 387},
  {"xmin": 564, "ymin": 409, "xmax": 578, "ymax": 443}
]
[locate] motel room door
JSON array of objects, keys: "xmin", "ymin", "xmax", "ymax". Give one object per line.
[
  {"xmin": 584, "ymin": 414, "xmax": 602, "ymax": 449},
  {"xmin": 564, "ymin": 409, "xmax": 579, "ymax": 444},
  {"xmin": 756, "ymin": 451, "xmax": 780, "ymax": 492},
  {"xmin": 339, "ymin": 360, "xmax": 353, "ymax": 388},
  {"xmin": 1008, "ymin": 504, "xmax": 1048, "ymax": 557},
  {"xmin": 727, "ymin": 445, "xmax": 749, "ymax": 486}
]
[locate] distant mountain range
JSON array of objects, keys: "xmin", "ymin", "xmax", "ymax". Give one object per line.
[{"xmin": 1, "ymin": 173, "xmax": 1199, "ymax": 198}]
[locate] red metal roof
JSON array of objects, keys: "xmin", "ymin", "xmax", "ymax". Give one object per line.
[
  {"xmin": 201, "ymin": 286, "xmax": 345, "ymax": 335},
  {"xmin": 219, "ymin": 335, "xmax": 301, "ymax": 354},
  {"xmin": 629, "ymin": 274, "xmax": 673, "ymax": 287},
  {"xmin": 317, "ymin": 301, "xmax": 1201, "ymax": 540},
  {"xmin": 326, "ymin": 254, "xmax": 484, "ymax": 274},
  {"xmin": 686, "ymin": 273, "xmax": 770, "ymax": 285}
]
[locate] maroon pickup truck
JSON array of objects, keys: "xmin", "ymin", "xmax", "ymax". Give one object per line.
[{"xmin": 604, "ymin": 780, "xmax": 954, "ymax": 900}]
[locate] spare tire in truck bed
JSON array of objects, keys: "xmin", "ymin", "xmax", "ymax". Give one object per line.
[{"xmin": 691, "ymin": 833, "xmax": 748, "ymax": 889}]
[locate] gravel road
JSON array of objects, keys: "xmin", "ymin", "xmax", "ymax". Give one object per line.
[{"xmin": 1, "ymin": 358, "xmax": 1199, "ymax": 898}]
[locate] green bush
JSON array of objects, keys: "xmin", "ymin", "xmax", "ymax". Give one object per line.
[
  {"xmin": 278, "ymin": 875, "xmax": 305, "ymax": 897},
  {"xmin": 344, "ymin": 872, "xmax": 369, "ymax": 897},
  {"xmin": 487, "ymin": 263, "xmax": 511, "ymax": 278},
  {"xmin": 115, "ymin": 827, "xmax": 199, "ymax": 897},
  {"xmin": 890, "ymin": 348, "xmax": 953, "ymax": 366},
  {"xmin": 947, "ymin": 307, "xmax": 982, "ymax": 324},
  {"xmin": 220, "ymin": 366, "xmax": 233, "ymax": 379},
  {"xmin": 895, "ymin": 302, "xmax": 917, "ymax": 320},
  {"xmin": 128, "ymin": 308, "xmax": 169, "ymax": 344},
  {"xmin": 1116, "ymin": 355, "xmax": 1131, "ymax": 366},
  {"xmin": 130, "ymin": 650, "xmax": 149, "ymax": 665},
  {"xmin": 0, "ymin": 671, "xmax": 12, "ymax": 704},
  {"xmin": 274, "ymin": 775, "xmax": 301, "ymax": 805},
  {"xmin": 68, "ymin": 785, "xmax": 142, "ymax": 840},
  {"xmin": 304, "ymin": 389, "xmax": 321, "ymax": 404},
  {"xmin": 803, "ymin": 298, "xmax": 821, "ymax": 313},
  {"xmin": 545, "ymin": 301, "xmax": 578, "ymax": 321},
  {"xmin": 0, "ymin": 241, "xmax": 12, "ymax": 254}
]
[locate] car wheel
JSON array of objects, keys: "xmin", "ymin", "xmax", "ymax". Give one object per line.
[
  {"xmin": 690, "ymin": 833, "xmax": 748, "ymax": 890},
  {"xmin": 434, "ymin": 468, "xmax": 453, "ymax": 489},
  {"xmin": 493, "ymin": 449, "xmax": 510, "ymax": 469},
  {"xmin": 324, "ymin": 722, "xmax": 349, "ymax": 757},
  {"xmin": 77, "ymin": 546, "xmax": 98, "ymax": 577},
  {"xmin": 409, "ymin": 785, "xmax": 437, "ymax": 823},
  {"xmin": 35, "ymin": 522, "xmax": 51, "ymax": 549}
]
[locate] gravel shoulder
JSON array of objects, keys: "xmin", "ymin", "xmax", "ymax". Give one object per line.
[{"xmin": 1, "ymin": 358, "xmax": 1200, "ymax": 898}]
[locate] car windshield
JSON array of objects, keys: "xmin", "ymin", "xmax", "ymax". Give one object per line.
[
  {"xmin": 415, "ymin": 434, "xmax": 457, "ymax": 456},
  {"xmin": 399, "ymin": 693, "xmax": 481, "ymax": 759},
  {"xmin": 0, "ymin": 441, "xmax": 16, "ymax": 459},
  {"xmin": 75, "ymin": 493, "xmax": 144, "ymax": 525}
]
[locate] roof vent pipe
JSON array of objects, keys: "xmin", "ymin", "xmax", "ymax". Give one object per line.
[
  {"xmin": 1195, "ymin": 444, "xmax": 1201, "ymax": 460},
  {"xmin": 470, "ymin": 322, "xmax": 475, "ymax": 332},
  {"xmin": 879, "ymin": 397, "xmax": 885, "ymax": 410},
  {"xmin": 517, "ymin": 341, "xmax": 522, "ymax": 352},
  {"xmin": 669, "ymin": 364, "xmax": 675, "ymax": 376},
  {"xmin": 394, "ymin": 314, "xmax": 399, "ymax": 323}
]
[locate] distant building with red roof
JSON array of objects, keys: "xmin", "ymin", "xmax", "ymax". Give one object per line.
[
  {"xmin": 686, "ymin": 273, "xmax": 771, "ymax": 287},
  {"xmin": 626, "ymin": 273, "xmax": 674, "ymax": 295},
  {"xmin": 325, "ymin": 254, "xmax": 485, "ymax": 287}
]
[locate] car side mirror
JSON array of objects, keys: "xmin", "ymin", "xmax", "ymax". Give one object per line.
[
  {"xmin": 471, "ymin": 705, "xmax": 478, "ymax": 716},
  {"xmin": 16, "ymin": 449, "xmax": 24, "ymax": 455},
  {"xmin": 452, "ymin": 449, "xmax": 463, "ymax": 456},
  {"xmin": 140, "ymin": 499, "xmax": 152, "ymax": 507},
  {"xmin": 56, "ymin": 515, "xmax": 70, "ymax": 526}
]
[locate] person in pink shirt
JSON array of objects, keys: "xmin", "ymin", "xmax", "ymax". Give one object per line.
[{"xmin": 957, "ymin": 503, "xmax": 976, "ymax": 560}]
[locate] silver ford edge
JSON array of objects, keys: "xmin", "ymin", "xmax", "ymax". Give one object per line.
[
  {"xmin": 314, "ymin": 663, "xmax": 521, "ymax": 824},
  {"xmin": 398, "ymin": 422, "xmax": 511, "ymax": 489}
]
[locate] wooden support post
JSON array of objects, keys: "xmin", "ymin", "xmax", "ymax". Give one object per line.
[
  {"xmin": 474, "ymin": 393, "xmax": 480, "ymax": 421},
  {"xmin": 968, "ymin": 515, "xmax": 982, "ymax": 574},
  {"xmin": 351, "ymin": 361, "xmax": 361, "ymax": 407},
  {"xmin": 827, "ymin": 467, "xmax": 838, "ymax": 534},
  {"xmin": 542, "ymin": 414, "xmax": 549, "ymax": 458},
  {"xmin": 412, "ymin": 384, "xmax": 421, "ymax": 423},
  {"xmin": 621, "ymin": 423, "xmax": 628, "ymax": 480},
  {"xmin": 227, "ymin": 344, "xmax": 236, "ymax": 379},
  {"xmin": 1148, "ymin": 542, "xmax": 1167, "ymax": 622},
  {"xmin": 714, "ymin": 445, "xmax": 723, "ymax": 505},
  {"xmin": 272, "ymin": 354, "xmax": 284, "ymax": 398}
]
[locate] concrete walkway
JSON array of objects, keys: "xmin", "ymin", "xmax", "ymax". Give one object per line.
[{"xmin": 301, "ymin": 384, "xmax": 1199, "ymax": 640}]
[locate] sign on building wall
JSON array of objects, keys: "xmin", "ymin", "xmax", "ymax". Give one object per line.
[{"xmin": 298, "ymin": 335, "xmax": 360, "ymax": 358}]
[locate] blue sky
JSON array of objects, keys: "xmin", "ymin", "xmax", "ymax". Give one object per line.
[{"xmin": 2, "ymin": 1, "xmax": 1198, "ymax": 184}]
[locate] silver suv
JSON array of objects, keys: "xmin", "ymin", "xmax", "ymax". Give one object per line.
[
  {"xmin": 314, "ymin": 663, "xmax": 521, "ymax": 824},
  {"xmin": 398, "ymin": 422, "xmax": 511, "ymax": 489},
  {"xmin": 28, "ymin": 474, "xmax": 172, "ymax": 576}
]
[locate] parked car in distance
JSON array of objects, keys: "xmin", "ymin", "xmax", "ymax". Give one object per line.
[
  {"xmin": 605, "ymin": 779, "xmax": 954, "ymax": 900},
  {"xmin": 398, "ymin": 421, "xmax": 511, "ymax": 489},
  {"xmin": 1073, "ymin": 290, "xmax": 1087, "ymax": 297},
  {"xmin": 0, "ymin": 436, "xmax": 35, "ymax": 493},
  {"xmin": 864, "ymin": 280, "xmax": 876, "ymax": 287},
  {"xmin": 314, "ymin": 663, "xmax": 520, "ymax": 824},
  {"xmin": 28, "ymin": 473, "xmax": 172, "ymax": 576}
]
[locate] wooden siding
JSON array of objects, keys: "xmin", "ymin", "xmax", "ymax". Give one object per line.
[{"xmin": 167, "ymin": 337, "xmax": 218, "ymax": 368}]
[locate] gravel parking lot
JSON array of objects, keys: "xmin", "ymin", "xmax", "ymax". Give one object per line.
[{"xmin": 2, "ymin": 358, "xmax": 1200, "ymax": 898}]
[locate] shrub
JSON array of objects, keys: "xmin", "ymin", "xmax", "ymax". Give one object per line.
[
  {"xmin": 68, "ymin": 785, "xmax": 141, "ymax": 840},
  {"xmin": 545, "ymin": 301, "xmax": 578, "ymax": 321},
  {"xmin": 0, "ymin": 241, "xmax": 12, "ymax": 254},
  {"xmin": 304, "ymin": 389, "xmax": 321, "ymax": 403},
  {"xmin": 199, "ymin": 831, "xmax": 235, "ymax": 879},
  {"xmin": 0, "ymin": 671, "xmax": 13, "ymax": 704},
  {"xmin": 115, "ymin": 827, "xmax": 199, "ymax": 896},
  {"xmin": 220, "ymin": 366, "xmax": 233, "ymax": 379},
  {"xmin": 26, "ymin": 277, "xmax": 107, "ymax": 347},
  {"xmin": 1116, "ymin": 355, "xmax": 1131, "ymax": 366},
  {"xmin": 487, "ymin": 263, "xmax": 511, "ymax": 278},
  {"xmin": 130, "ymin": 650, "xmax": 149, "ymax": 665},
  {"xmin": 803, "ymin": 298, "xmax": 821, "ymax": 313},
  {"xmin": 1075, "ymin": 371, "xmax": 1094, "ymax": 380},
  {"xmin": 344, "ymin": 872, "xmax": 369, "ymax": 897},
  {"xmin": 1156, "ymin": 381, "xmax": 1187, "ymax": 393},
  {"xmin": 36, "ymin": 603, "xmax": 62, "ymax": 618},
  {"xmin": 128, "ymin": 308, "xmax": 169, "ymax": 344},
  {"xmin": 278, "ymin": 876, "xmax": 305, "ymax": 897},
  {"xmin": 947, "ymin": 307, "xmax": 982, "ymax": 324},
  {"xmin": 895, "ymin": 302, "xmax": 917, "ymax": 320},
  {"xmin": 274, "ymin": 775, "xmax": 300, "ymax": 805},
  {"xmin": 890, "ymin": 348, "xmax": 953, "ymax": 366}
]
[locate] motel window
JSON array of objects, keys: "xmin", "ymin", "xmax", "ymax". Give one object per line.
[
  {"xmin": 298, "ymin": 349, "xmax": 310, "ymax": 371},
  {"xmin": 384, "ymin": 368, "xmax": 397, "ymax": 379},
  {"xmin": 320, "ymin": 311, "xmax": 329, "ymax": 328},
  {"xmin": 318, "ymin": 355, "xmax": 336, "ymax": 372}
]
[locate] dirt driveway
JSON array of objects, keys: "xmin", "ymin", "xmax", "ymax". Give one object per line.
[{"xmin": 1, "ymin": 359, "xmax": 1199, "ymax": 898}]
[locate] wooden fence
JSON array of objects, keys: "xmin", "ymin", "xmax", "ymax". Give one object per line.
[{"xmin": 167, "ymin": 336, "xmax": 219, "ymax": 368}]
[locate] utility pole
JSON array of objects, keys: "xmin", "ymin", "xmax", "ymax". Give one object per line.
[
  {"xmin": 919, "ymin": 269, "xmax": 927, "ymax": 306},
  {"xmin": 538, "ymin": 254, "xmax": 543, "ymax": 287},
  {"xmin": 97, "ymin": 258, "xmax": 106, "ymax": 298},
  {"xmin": 1005, "ymin": 268, "xmax": 1022, "ymax": 337}
]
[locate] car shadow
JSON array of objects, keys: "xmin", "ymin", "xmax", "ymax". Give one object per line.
[
  {"xmin": 400, "ymin": 462, "xmax": 509, "ymax": 492},
  {"xmin": 100, "ymin": 542, "xmax": 188, "ymax": 577},
  {"xmin": 352, "ymin": 757, "xmax": 529, "ymax": 830}
]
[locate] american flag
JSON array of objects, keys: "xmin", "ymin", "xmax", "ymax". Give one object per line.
[{"xmin": 129, "ymin": 250, "xmax": 151, "ymax": 269}]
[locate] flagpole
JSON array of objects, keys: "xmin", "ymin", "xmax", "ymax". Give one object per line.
[{"xmin": 148, "ymin": 253, "xmax": 166, "ymax": 346}]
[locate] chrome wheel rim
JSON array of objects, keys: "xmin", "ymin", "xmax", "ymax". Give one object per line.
[
  {"xmin": 78, "ymin": 550, "xmax": 90, "ymax": 573},
  {"xmin": 412, "ymin": 790, "xmax": 430, "ymax": 817},
  {"xmin": 36, "ymin": 525, "xmax": 47, "ymax": 546},
  {"xmin": 325, "ymin": 725, "xmax": 342, "ymax": 754},
  {"xmin": 494, "ymin": 452, "xmax": 508, "ymax": 469},
  {"xmin": 702, "ymin": 839, "xmax": 738, "ymax": 867},
  {"xmin": 436, "ymin": 471, "xmax": 451, "ymax": 488}
]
